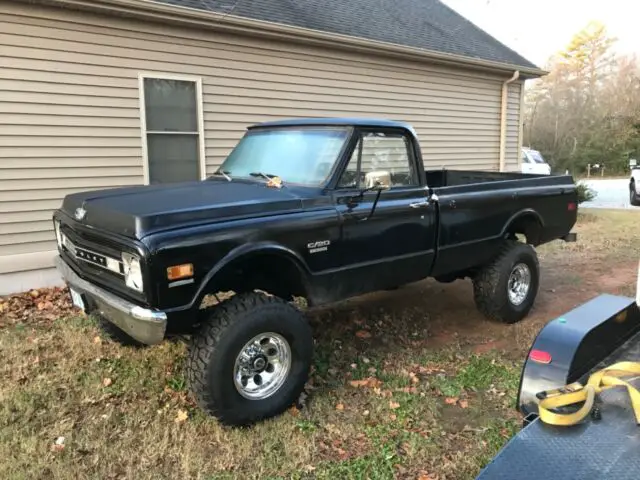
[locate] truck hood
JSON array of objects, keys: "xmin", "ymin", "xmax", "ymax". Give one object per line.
[{"xmin": 60, "ymin": 179, "xmax": 305, "ymax": 239}]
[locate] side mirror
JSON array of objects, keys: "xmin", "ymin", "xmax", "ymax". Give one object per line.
[{"xmin": 364, "ymin": 170, "xmax": 391, "ymax": 191}]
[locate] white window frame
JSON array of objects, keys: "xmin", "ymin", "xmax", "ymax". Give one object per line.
[{"xmin": 138, "ymin": 72, "xmax": 206, "ymax": 185}]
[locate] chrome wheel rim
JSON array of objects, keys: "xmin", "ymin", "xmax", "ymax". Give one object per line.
[
  {"xmin": 233, "ymin": 332, "xmax": 291, "ymax": 400},
  {"xmin": 507, "ymin": 263, "xmax": 531, "ymax": 306}
]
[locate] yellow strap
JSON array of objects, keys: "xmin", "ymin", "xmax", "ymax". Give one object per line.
[{"xmin": 538, "ymin": 361, "xmax": 640, "ymax": 426}]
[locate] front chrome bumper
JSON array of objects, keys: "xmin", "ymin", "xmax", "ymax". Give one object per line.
[{"xmin": 55, "ymin": 256, "xmax": 167, "ymax": 345}]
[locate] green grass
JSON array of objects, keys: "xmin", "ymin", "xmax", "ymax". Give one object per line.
[{"xmin": 1, "ymin": 208, "xmax": 637, "ymax": 479}]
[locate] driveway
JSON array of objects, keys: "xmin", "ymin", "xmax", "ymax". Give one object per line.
[{"xmin": 580, "ymin": 178, "xmax": 637, "ymax": 210}]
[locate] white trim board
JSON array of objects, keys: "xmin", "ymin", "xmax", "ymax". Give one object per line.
[{"xmin": 138, "ymin": 72, "xmax": 207, "ymax": 184}]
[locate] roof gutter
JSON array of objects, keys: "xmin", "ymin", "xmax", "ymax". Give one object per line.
[
  {"xmin": 499, "ymin": 70, "xmax": 520, "ymax": 172},
  {"xmin": 42, "ymin": 0, "xmax": 548, "ymax": 78}
]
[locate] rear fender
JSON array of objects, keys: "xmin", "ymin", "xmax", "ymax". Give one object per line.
[
  {"xmin": 517, "ymin": 294, "xmax": 640, "ymax": 418},
  {"xmin": 502, "ymin": 209, "xmax": 544, "ymax": 244}
]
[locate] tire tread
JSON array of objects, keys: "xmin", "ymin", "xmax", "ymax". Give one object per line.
[
  {"xmin": 473, "ymin": 240, "xmax": 539, "ymax": 324},
  {"xmin": 186, "ymin": 291, "xmax": 309, "ymax": 425}
]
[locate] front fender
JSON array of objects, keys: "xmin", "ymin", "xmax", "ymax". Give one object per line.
[{"xmin": 172, "ymin": 242, "xmax": 311, "ymax": 312}]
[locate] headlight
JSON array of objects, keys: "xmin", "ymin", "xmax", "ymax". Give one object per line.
[
  {"xmin": 54, "ymin": 220, "xmax": 63, "ymax": 249},
  {"xmin": 122, "ymin": 253, "xmax": 143, "ymax": 292}
]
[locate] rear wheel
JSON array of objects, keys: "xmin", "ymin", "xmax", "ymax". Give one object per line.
[
  {"xmin": 473, "ymin": 241, "xmax": 540, "ymax": 324},
  {"xmin": 186, "ymin": 291, "xmax": 313, "ymax": 426},
  {"xmin": 630, "ymin": 181, "xmax": 640, "ymax": 206}
]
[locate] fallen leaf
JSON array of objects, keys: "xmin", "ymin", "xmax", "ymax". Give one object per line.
[
  {"xmin": 289, "ymin": 406, "xmax": 300, "ymax": 417},
  {"xmin": 93, "ymin": 336, "xmax": 102, "ymax": 345},
  {"xmin": 51, "ymin": 436, "xmax": 65, "ymax": 452},
  {"xmin": 355, "ymin": 330, "xmax": 372, "ymax": 339},
  {"xmin": 335, "ymin": 403, "xmax": 345, "ymax": 411},
  {"xmin": 367, "ymin": 377, "xmax": 382, "ymax": 388},
  {"xmin": 349, "ymin": 379, "xmax": 369, "ymax": 388},
  {"xmin": 418, "ymin": 474, "xmax": 436, "ymax": 480},
  {"xmin": 459, "ymin": 400, "xmax": 469, "ymax": 409},
  {"xmin": 389, "ymin": 400, "xmax": 400, "ymax": 409},
  {"xmin": 102, "ymin": 378, "xmax": 112, "ymax": 387},
  {"xmin": 399, "ymin": 386, "xmax": 418, "ymax": 394},
  {"xmin": 175, "ymin": 409, "xmax": 188, "ymax": 423},
  {"xmin": 389, "ymin": 414, "xmax": 397, "ymax": 420},
  {"xmin": 444, "ymin": 397, "xmax": 458, "ymax": 405}
]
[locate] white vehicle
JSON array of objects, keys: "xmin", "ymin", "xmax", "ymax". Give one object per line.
[
  {"xmin": 521, "ymin": 147, "xmax": 551, "ymax": 175},
  {"xmin": 629, "ymin": 165, "xmax": 640, "ymax": 206}
]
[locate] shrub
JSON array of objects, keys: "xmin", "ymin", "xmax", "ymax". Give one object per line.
[{"xmin": 576, "ymin": 181, "xmax": 597, "ymax": 204}]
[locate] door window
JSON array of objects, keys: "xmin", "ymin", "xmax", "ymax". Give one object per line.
[{"xmin": 338, "ymin": 131, "xmax": 418, "ymax": 188}]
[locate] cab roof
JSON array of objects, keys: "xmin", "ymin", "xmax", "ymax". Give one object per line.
[{"xmin": 250, "ymin": 117, "xmax": 415, "ymax": 131}]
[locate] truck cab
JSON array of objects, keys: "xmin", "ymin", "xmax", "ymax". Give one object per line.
[{"xmin": 521, "ymin": 147, "xmax": 551, "ymax": 176}]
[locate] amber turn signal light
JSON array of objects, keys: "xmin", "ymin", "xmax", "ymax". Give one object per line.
[{"xmin": 167, "ymin": 263, "xmax": 194, "ymax": 281}]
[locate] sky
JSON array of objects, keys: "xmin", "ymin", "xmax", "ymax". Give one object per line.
[{"xmin": 441, "ymin": 0, "xmax": 637, "ymax": 67}]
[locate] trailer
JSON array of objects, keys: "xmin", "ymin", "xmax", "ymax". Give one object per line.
[{"xmin": 476, "ymin": 262, "xmax": 640, "ymax": 480}]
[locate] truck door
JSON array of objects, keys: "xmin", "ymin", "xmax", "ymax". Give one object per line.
[{"xmin": 332, "ymin": 129, "xmax": 437, "ymax": 296}]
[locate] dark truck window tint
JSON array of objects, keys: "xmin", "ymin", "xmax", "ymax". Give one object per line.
[
  {"xmin": 220, "ymin": 127, "xmax": 349, "ymax": 186},
  {"xmin": 143, "ymin": 78, "xmax": 201, "ymax": 184},
  {"xmin": 338, "ymin": 132, "xmax": 418, "ymax": 188}
]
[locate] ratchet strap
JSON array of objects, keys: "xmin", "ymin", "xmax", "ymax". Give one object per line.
[{"xmin": 537, "ymin": 361, "xmax": 640, "ymax": 427}]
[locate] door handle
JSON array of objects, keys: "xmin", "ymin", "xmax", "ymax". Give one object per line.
[
  {"xmin": 410, "ymin": 193, "xmax": 438, "ymax": 209},
  {"xmin": 409, "ymin": 200, "xmax": 430, "ymax": 208}
]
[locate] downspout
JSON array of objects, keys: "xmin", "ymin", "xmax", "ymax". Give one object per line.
[{"xmin": 499, "ymin": 70, "xmax": 520, "ymax": 172}]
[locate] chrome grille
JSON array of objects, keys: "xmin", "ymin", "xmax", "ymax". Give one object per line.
[{"xmin": 61, "ymin": 235, "xmax": 124, "ymax": 276}]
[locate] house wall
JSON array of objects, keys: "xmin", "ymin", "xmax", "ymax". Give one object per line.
[{"xmin": 0, "ymin": 0, "xmax": 524, "ymax": 293}]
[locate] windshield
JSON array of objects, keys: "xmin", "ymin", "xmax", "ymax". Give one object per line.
[
  {"xmin": 219, "ymin": 127, "xmax": 350, "ymax": 186},
  {"xmin": 529, "ymin": 150, "xmax": 547, "ymax": 164}
]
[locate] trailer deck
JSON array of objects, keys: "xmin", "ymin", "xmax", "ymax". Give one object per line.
[{"xmin": 477, "ymin": 294, "xmax": 640, "ymax": 480}]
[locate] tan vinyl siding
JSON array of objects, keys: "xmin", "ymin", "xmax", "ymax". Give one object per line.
[{"xmin": 0, "ymin": 0, "xmax": 522, "ymax": 270}]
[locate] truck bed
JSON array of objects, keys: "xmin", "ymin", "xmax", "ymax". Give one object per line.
[
  {"xmin": 425, "ymin": 169, "xmax": 553, "ymax": 188},
  {"xmin": 476, "ymin": 301, "xmax": 640, "ymax": 480}
]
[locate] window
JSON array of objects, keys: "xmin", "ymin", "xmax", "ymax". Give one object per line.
[
  {"xmin": 140, "ymin": 75, "xmax": 204, "ymax": 184},
  {"xmin": 338, "ymin": 132, "xmax": 417, "ymax": 188},
  {"xmin": 529, "ymin": 150, "xmax": 547, "ymax": 164},
  {"xmin": 219, "ymin": 127, "xmax": 349, "ymax": 186}
]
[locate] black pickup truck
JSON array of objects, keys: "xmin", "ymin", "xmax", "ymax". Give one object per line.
[{"xmin": 53, "ymin": 118, "xmax": 578, "ymax": 425}]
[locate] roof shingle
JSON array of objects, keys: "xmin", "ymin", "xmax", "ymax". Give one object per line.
[{"xmin": 153, "ymin": 0, "xmax": 538, "ymax": 70}]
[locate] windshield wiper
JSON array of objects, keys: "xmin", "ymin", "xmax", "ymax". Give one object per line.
[
  {"xmin": 249, "ymin": 171, "xmax": 274, "ymax": 181},
  {"xmin": 249, "ymin": 172, "xmax": 285, "ymax": 188},
  {"xmin": 211, "ymin": 169, "xmax": 232, "ymax": 182}
]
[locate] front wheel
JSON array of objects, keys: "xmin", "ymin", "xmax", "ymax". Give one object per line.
[
  {"xmin": 186, "ymin": 292, "xmax": 313, "ymax": 426},
  {"xmin": 473, "ymin": 241, "xmax": 540, "ymax": 324}
]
